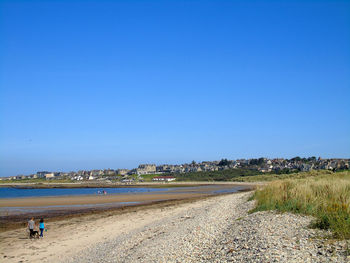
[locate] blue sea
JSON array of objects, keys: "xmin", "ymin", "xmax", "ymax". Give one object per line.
[
  {"xmin": 0, "ymin": 185, "xmax": 246, "ymax": 199},
  {"xmin": 0, "ymin": 187, "xmax": 176, "ymax": 198}
]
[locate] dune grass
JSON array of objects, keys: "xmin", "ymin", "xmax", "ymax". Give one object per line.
[{"xmin": 251, "ymin": 170, "xmax": 350, "ymax": 239}]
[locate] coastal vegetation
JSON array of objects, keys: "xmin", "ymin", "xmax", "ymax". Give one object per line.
[
  {"xmin": 173, "ymin": 168, "xmax": 263, "ymax": 181},
  {"xmin": 231, "ymin": 169, "xmax": 336, "ymax": 182},
  {"xmin": 0, "ymin": 178, "xmax": 73, "ymax": 184},
  {"xmin": 251, "ymin": 170, "xmax": 350, "ymax": 239},
  {"xmin": 167, "ymin": 169, "xmax": 344, "ymax": 182}
]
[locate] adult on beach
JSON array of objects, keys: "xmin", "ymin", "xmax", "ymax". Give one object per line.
[
  {"xmin": 39, "ymin": 218, "xmax": 45, "ymax": 237},
  {"xmin": 27, "ymin": 217, "xmax": 35, "ymax": 238}
]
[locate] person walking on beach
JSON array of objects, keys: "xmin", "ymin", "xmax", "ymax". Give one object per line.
[
  {"xmin": 28, "ymin": 217, "xmax": 35, "ymax": 238},
  {"xmin": 39, "ymin": 218, "xmax": 45, "ymax": 238}
]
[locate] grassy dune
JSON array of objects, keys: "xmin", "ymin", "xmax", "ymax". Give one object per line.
[{"xmin": 251, "ymin": 170, "xmax": 350, "ymax": 239}]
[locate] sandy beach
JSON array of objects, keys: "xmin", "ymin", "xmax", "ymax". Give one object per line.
[
  {"xmin": 0, "ymin": 184, "xmax": 253, "ymax": 232},
  {"xmin": 1, "ymin": 190, "xmax": 348, "ymax": 263},
  {"xmin": 0, "ymin": 193, "xmax": 212, "ymax": 263}
]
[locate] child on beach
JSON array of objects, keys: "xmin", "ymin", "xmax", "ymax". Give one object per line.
[
  {"xmin": 28, "ymin": 217, "xmax": 35, "ymax": 238},
  {"xmin": 39, "ymin": 218, "xmax": 45, "ymax": 237}
]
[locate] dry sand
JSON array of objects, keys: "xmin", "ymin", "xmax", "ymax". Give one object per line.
[{"xmin": 0, "ymin": 194, "xmax": 217, "ymax": 262}]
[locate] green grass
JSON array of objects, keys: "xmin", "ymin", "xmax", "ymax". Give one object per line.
[
  {"xmin": 137, "ymin": 174, "xmax": 159, "ymax": 182},
  {"xmin": 128, "ymin": 169, "xmax": 263, "ymax": 182},
  {"xmin": 0, "ymin": 178, "xmax": 74, "ymax": 184},
  {"xmin": 174, "ymin": 168, "xmax": 262, "ymax": 181},
  {"xmin": 251, "ymin": 170, "xmax": 350, "ymax": 239},
  {"xmin": 231, "ymin": 169, "xmax": 335, "ymax": 182}
]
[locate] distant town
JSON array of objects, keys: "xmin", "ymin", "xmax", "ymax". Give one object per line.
[{"xmin": 2, "ymin": 157, "xmax": 349, "ymax": 183}]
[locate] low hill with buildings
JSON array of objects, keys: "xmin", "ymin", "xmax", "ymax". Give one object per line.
[{"xmin": 2, "ymin": 157, "xmax": 349, "ymax": 182}]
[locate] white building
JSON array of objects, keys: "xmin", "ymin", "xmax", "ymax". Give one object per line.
[{"xmin": 152, "ymin": 176, "xmax": 176, "ymax": 182}]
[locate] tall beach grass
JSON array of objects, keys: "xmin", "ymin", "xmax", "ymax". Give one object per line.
[{"xmin": 252, "ymin": 171, "xmax": 350, "ymax": 239}]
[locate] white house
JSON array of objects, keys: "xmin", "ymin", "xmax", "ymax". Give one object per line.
[{"xmin": 152, "ymin": 176, "xmax": 176, "ymax": 182}]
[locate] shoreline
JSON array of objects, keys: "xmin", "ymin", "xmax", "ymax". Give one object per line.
[
  {"xmin": 0, "ymin": 184, "xmax": 254, "ymax": 232},
  {"xmin": 0, "ymin": 181, "xmax": 260, "ymax": 189},
  {"xmin": 0, "ymin": 184, "xmax": 254, "ymax": 205}
]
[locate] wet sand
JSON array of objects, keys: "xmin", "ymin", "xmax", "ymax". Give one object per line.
[
  {"xmin": 0, "ymin": 184, "xmax": 253, "ymax": 207},
  {"xmin": 0, "ymin": 192, "xmax": 205, "ymax": 207}
]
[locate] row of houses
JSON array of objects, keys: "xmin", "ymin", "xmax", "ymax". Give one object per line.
[{"xmin": 2, "ymin": 157, "xmax": 349, "ymax": 181}]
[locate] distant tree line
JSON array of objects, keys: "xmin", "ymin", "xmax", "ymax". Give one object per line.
[
  {"xmin": 218, "ymin": 159, "xmax": 232, "ymax": 166},
  {"xmin": 249, "ymin": 158, "xmax": 266, "ymax": 166},
  {"xmin": 289, "ymin": 156, "xmax": 317, "ymax": 163}
]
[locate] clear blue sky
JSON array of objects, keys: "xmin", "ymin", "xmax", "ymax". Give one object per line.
[{"xmin": 0, "ymin": 0, "xmax": 349, "ymax": 177}]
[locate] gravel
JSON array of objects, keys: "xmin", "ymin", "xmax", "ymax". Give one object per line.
[{"xmin": 64, "ymin": 192, "xmax": 349, "ymax": 263}]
